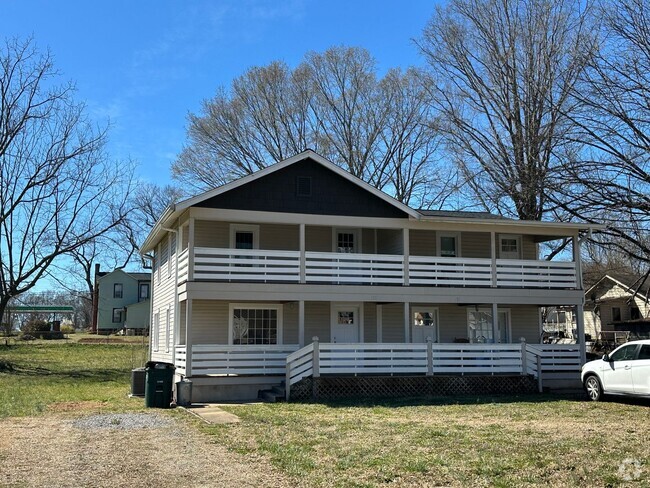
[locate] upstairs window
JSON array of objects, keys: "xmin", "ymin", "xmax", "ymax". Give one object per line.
[
  {"xmin": 438, "ymin": 233, "xmax": 459, "ymax": 258},
  {"xmin": 139, "ymin": 283, "xmax": 150, "ymax": 301},
  {"xmin": 612, "ymin": 307, "xmax": 622, "ymax": 322},
  {"xmin": 113, "ymin": 283, "xmax": 123, "ymax": 299}
]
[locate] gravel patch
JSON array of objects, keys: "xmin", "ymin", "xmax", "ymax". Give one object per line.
[{"xmin": 71, "ymin": 412, "xmax": 174, "ymax": 430}]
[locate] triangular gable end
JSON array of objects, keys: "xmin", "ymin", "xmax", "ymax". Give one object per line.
[{"xmin": 189, "ymin": 152, "xmax": 414, "ymax": 218}]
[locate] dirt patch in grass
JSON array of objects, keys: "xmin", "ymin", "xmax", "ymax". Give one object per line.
[
  {"xmin": 0, "ymin": 412, "xmax": 295, "ymax": 488},
  {"xmin": 47, "ymin": 401, "xmax": 108, "ymax": 412},
  {"xmin": 77, "ymin": 338, "xmax": 132, "ymax": 344}
]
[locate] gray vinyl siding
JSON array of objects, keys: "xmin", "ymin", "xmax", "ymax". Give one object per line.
[
  {"xmin": 376, "ymin": 229, "xmax": 402, "ymax": 254},
  {"xmin": 364, "ymin": 303, "xmax": 377, "ymax": 342},
  {"xmin": 194, "ymin": 221, "xmax": 229, "ymax": 248},
  {"xmin": 461, "ymin": 233, "xmax": 491, "ymax": 258},
  {"xmin": 410, "ymin": 230, "xmax": 436, "ymax": 256},
  {"xmin": 191, "ymin": 300, "xmax": 229, "ymax": 344},
  {"xmin": 284, "ymin": 304, "xmax": 299, "ymax": 344},
  {"xmin": 382, "ymin": 303, "xmax": 406, "ymax": 342},
  {"xmin": 261, "ymin": 224, "xmax": 299, "ymax": 250},
  {"xmin": 306, "ymin": 226, "xmax": 331, "ymax": 252},
  {"xmin": 305, "ymin": 302, "xmax": 331, "ymax": 341},
  {"xmin": 362, "ymin": 228, "xmax": 376, "ymax": 253}
]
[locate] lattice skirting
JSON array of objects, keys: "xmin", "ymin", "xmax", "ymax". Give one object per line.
[{"xmin": 289, "ymin": 375, "xmax": 538, "ymax": 401}]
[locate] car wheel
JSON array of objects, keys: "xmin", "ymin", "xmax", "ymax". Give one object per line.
[{"xmin": 584, "ymin": 375, "xmax": 603, "ymax": 401}]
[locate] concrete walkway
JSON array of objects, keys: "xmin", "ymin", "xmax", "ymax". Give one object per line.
[{"xmin": 183, "ymin": 404, "xmax": 243, "ymax": 424}]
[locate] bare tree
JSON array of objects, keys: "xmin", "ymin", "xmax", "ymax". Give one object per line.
[
  {"xmin": 417, "ymin": 0, "xmax": 599, "ymax": 220},
  {"xmin": 0, "ymin": 37, "xmax": 133, "ymax": 325},
  {"xmin": 172, "ymin": 46, "xmax": 450, "ymax": 208},
  {"xmin": 559, "ymin": 0, "xmax": 650, "ymax": 269}
]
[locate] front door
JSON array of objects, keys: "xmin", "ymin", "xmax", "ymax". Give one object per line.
[
  {"xmin": 412, "ymin": 309, "xmax": 439, "ymax": 343},
  {"xmin": 499, "ymin": 235, "xmax": 521, "ymax": 260},
  {"xmin": 331, "ymin": 305, "xmax": 360, "ymax": 343}
]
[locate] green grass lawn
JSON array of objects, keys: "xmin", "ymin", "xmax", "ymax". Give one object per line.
[
  {"xmin": 208, "ymin": 396, "xmax": 650, "ymax": 487},
  {"xmin": 0, "ymin": 341, "xmax": 148, "ymax": 417}
]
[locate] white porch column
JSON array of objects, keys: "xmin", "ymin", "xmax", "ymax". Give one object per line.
[
  {"xmin": 298, "ymin": 300, "xmax": 305, "ymax": 347},
  {"xmin": 573, "ymin": 233, "xmax": 583, "ymax": 290},
  {"xmin": 376, "ymin": 304, "xmax": 383, "ymax": 343},
  {"xmin": 490, "ymin": 231, "xmax": 497, "ymax": 287},
  {"xmin": 576, "ymin": 303, "xmax": 586, "ymax": 364},
  {"xmin": 404, "ymin": 302, "xmax": 410, "ymax": 343},
  {"xmin": 188, "ymin": 217, "xmax": 195, "ymax": 281},
  {"xmin": 299, "ymin": 223, "xmax": 306, "ymax": 284},
  {"xmin": 185, "ymin": 298, "xmax": 193, "ymax": 377},
  {"xmin": 403, "ymin": 228, "xmax": 410, "ymax": 286},
  {"xmin": 492, "ymin": 302, "xmax": 499, "ymax": 343},
  {"xmin": 172, "ymin": 227, "xmax": 181, "ymax": 365}
]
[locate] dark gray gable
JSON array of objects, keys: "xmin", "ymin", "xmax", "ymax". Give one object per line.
[{"xmin": 196, "ymin": 157, "xmax": 409, "ymax": 218}]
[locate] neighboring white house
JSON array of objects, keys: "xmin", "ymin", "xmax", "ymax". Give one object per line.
[
  {"xmin": 140, "ymin": 150, "xmax": 599, "ymax": 401},
  {"xmin": 92, "ymin": 266, "xmax": 151, "ymax": 334},
  {"xmin": 584, "ymin": 273, "xmax": 650, "ymax": 342}
]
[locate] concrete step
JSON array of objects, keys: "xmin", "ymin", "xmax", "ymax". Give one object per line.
[{"xmin": 258, "ymin": 384, "xmax": 286, "ymax": 403}]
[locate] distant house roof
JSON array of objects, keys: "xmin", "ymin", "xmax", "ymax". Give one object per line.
[
  {"xmin": 585, "ymin": 273, "xmax": 650, "ymax": 300},
  {"xmin": 97, "ymin": 269, "xmax": 150, "ymax": 283}
]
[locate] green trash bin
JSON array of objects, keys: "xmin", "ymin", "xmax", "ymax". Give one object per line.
[{"xmin": 144, "ymin": 361, "xmax": 175, "ymax": 408}]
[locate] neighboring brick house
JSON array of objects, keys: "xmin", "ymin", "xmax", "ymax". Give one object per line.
[{"xmin": 92, "ymin": 265, "xmax": 151, "ymax": 334}]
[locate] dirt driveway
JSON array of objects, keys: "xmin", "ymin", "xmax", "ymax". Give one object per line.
[{"xmin": 0, "ymin": 408, "xmax": 294, "ymax": 488}]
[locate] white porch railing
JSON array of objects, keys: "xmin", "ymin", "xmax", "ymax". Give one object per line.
[
  {"xmin": 525, "ymin": 344, "xmax": 582, "ymax": 381},
  {"xmin": 175, "ymin": 345, "xmax": 187, "ymax": 375},
  {"xmin": 188, "ymin": 344, "xmax": 300, "ymax": 376},
  {"xmin": 305, "ymin": 251, "xmax": 404, "ymax": 285},
  {"xmin": 409, "ymin": 256, "xmax": 493, "ymax": 286},
  {"xmin": 178, "ymin": 249, "xmax": 189, "ymax": 282},
  {"xmin": 193, "ymin": 247, "xmax": 301, "ymax": 282},
  {"xmin": 496, "ymin": 259, "xmax": 577, "ymax": 288},
  {"xmin": 180, "ymin": 247, "xmax": 578, "ymax": 289}
]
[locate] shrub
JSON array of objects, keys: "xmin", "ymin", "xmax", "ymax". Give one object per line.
[
  {"xmin": 21, "ymin": 320, "xmax": 50, "ymax": 337},
  {"xmin": 60, "ymin": 324, "xmax": 75, "ymax": 334}
]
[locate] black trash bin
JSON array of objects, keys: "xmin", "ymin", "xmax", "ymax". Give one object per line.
[{"xmin": 144, "ymin": 361, "xmax": 175, "ymax": 408}]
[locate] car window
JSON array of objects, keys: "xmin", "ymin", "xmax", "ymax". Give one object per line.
[
  {"xmin": 609, "ymin": 344, "xmax": 638, "ymax": 362},
  {"xmin": 637, "ymin": 345, "xmax": 650, "ymax": 360}
]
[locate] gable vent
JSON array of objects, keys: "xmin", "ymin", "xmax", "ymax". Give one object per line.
[{"xmin": 296, "ymin": 176, "xmax": 312, "ymax": 197}]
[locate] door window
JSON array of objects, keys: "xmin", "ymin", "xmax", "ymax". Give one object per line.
[
  {"xmin": 638, "ymin": 345, "xmax": 650, "ymax": 360},
  {"xmin": 499, "ymin": 235, "xmax": 521, "ymax": 259},
  {"xmin": 438, "ymin": 234, "xmax": 458, "ymax": 257},
  {"xmin": 610, "ymin": 344, "xmax": 638, "ymax": 362},
  {"xmin": 335, "ymin": 230, "xmax": 358, "ymax": 253}
]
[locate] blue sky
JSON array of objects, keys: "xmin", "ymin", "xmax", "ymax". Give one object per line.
[{"xmin": 1, "ymin": 0, "xmax": 437, "ymax": 187}]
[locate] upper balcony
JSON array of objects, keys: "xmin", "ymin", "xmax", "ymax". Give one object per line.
[{"xmin": 179, "ymin": 249, "xmax": 577, "ymax": 288}]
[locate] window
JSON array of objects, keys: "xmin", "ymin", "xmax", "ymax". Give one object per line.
[
  {"xmin": 139, "ymin": 283, "xmax": 150, "ymax": 301},
  {"xmin": 631, "ymin": 307, "xmax": 641, "ymax": 320},
  {"xmin": 334, "ymin": 229, "xmax": 359, "ymax": 253},
  {"xmin": 612, "ymin": 307, "xmax": 622, "ymax": 322},
  {"xmin": 338, "ymin": 311, "xmax": 354, "ymax": 324},
  {"xmin": 438, "ymin": 233, "xmax": 459, "ymax": 257},
  {"xmin": 152, "ymin": 312, "xmax": 160, "ymax": 352},
  {"xmin": 610, "ymin": 344, "xmax": 638, "ymax": 362},
  {"xmin": 638, "ymin": 345, "xmax": 650, "ymax": 360},
  {"xmin": 468, "ymin": 309, "xmax": 493, "ymax": 343},
  {"xmin": 230, "ymin": 305, "xmax": 282, "ymax": 345},
  {"xmin": 230, "ymin": 224, "xmax": 259, "ymax": 249},
  {"xmin": 113, "ymin": 283, "xmax": 123, "ymax": 299},
  {"xmin": 112, "ymin": 308, "xmax": 123, "ymax": 323}
]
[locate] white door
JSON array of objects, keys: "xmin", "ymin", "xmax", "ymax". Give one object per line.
[
  {"xmin": 412, "ymin": 309, "xmax": 438, "ymax": 343},
  {"xmin": 602, "ymin": 343, "xmax": 637, "ymax": 393},
  {"xmin": 632, "ymin": 344, "xmax": 650, "ymax": 394},
  {"xmin": 499, "ymin": 235, "xmax": 521, "ymax": 260},
  {"xmin": 331, "ymin": 305, "xmax": 360, "ymax": 343}
]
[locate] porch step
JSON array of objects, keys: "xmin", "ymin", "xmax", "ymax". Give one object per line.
[{"xmin": 258, "ymin": 382, "xmax": 286, "ymax": 403}]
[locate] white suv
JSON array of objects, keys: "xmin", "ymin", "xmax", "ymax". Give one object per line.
[{"xmin": 582, "ymin": 339, "xmax": 650, "ymax": 401}]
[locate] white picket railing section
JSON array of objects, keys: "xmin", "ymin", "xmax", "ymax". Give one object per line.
[
  {"xmin": 318, "ymin": 343, "xmax": 429, "ymax": 375},
  {"xmin": 177, "ymin": 247, "xmax": 578, "ymax": 289},
  {"xmin": 305, "ymin": 251, "xmax": 404, "ymax": 285},
  {"xmin": 409, "ymin": 256, "xmax": 493, "ymax": 286},
  {"xmin": 189, "ymin": 344, "xmax": 300, "ymax": 376},
  {"xmin": 496, "ymin": 259, "xmax": 577, "ymax": 288},
  {"xmin": 193, "ymin": 247, "xmax": 301, "ymax": 282},
  {"xmin": 175, "ymin": 345, "xmax": 187, "ymax": 375},
  {"xmin": 285, "ymin": 343, "xmax": 315, "ymax": 398},
  {"xmin": 431, "ymin": 343, "xmax": 525, "ymax": 374},
  {"xmin": 177, "ymin": 249, "xmax": 189, "ymax": 282},
  {"xmin": 525, "ymin": 344, "xmax": 582, "ymax": 380}
]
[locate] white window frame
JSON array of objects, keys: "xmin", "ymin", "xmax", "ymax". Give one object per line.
[
  {"xmin": 467, "ymin": 308, "xmax": 512, "ymax": 343},
  {"xmin": 498, "ymin": 234, "xmax": 522, "ymax": 259},
  {"xmin": 332, "ymin": 228, "xmax": 361, "ymax": 253},
  {"xmin": 412, "ymin": 307, "xmax": 440, "ymax": 343},
  {"xmin": 152, "ymin": 311, "xmax": 160, "ymax": 352},
  {"xmin": 229, "ymin": 224, "xmax": 260, "ymax": 249},
  {"xmin": 228, "ymin": 303, "xmax": 283, "ymax": 345},
  {"xmin": 167, "ymin": 233, "xmax": 176, "ymax": 278},
  {"xmin": 437, "ymin": 232, "xmax": 460, "ymax": 258},
  {"xmin": 156, "ymin": 243, "xmax": 161, "ymax": 285},
  {"xmin": 139, "ymin": 282, "xmax": 150, "ymax": 301}
]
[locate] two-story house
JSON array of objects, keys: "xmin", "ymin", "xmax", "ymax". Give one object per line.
[
  {"xmin": 93, "ymin": 265, "xmax": 151, "ymax": 334},
  {"xmin": 141, "ymin": 150, "xmax": 597, "ymax": 402}
]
